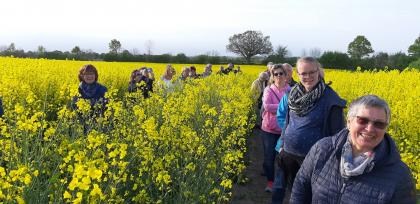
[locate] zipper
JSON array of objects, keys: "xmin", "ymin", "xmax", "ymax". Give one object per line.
[{"xmin": 337, "ymin": 178, "xmax": 349, "ymax": 202}]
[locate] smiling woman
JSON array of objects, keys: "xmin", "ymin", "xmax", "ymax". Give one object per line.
[{"xmin": 291, "ymin": 95, "xmax": 416, "ymax": 204}]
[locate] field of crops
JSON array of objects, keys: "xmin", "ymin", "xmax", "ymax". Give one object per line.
[{"xmin": 0, "ymin": 57, "xmax": 418, "ymax": 203}]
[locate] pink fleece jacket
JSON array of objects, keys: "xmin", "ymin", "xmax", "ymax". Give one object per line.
[{"xmin": 261, "ymin": 84, "xmax": 289, "ymax": 134}]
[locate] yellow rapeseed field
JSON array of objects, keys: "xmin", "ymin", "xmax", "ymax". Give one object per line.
[{"xmin": 0, "ymin": 57, "xmax": 418, "ymax": 203}]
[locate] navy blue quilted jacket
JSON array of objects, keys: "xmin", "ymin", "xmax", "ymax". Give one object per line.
[{"xmin": 291, "ymin": 128, "xmax": 416, "ymax": 204}]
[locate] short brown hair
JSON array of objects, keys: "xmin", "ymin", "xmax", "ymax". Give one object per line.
[{"xmin": 78, "ymin": 64, "xmax": 98, "ymax": 82}]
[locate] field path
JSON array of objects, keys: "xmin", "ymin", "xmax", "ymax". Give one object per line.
[{"xmin": 231, "ymin": 128, "xmax": 272, "ymax": 204}]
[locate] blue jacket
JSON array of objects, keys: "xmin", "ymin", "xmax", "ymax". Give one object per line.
[
  {"xmin": 282, "ymin": 86, "xmax": 346, "ymax": 156},
  {"xmin": 291, "ymin": 129, "xmax": 416, "ymax": 204}
]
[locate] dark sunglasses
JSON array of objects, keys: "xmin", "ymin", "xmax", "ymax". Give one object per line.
[
  {"xmin": 355, "ymin": 116, "xmax": 388, "ymax": 129},
  {"xmin": 273, "ymin": 72, "xmax": 285, "ymax": 77}
]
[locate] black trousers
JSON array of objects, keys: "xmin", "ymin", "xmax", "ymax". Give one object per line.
[{"xmin": 277, "ymin": 150, "xmax": 305, "ymax": 190}]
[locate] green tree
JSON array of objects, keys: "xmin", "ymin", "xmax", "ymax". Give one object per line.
[
  {"xmin": 408, "ymin": 35, "xmax": 420, "ymax": 58},
  {"xmin": 7, "ymin": 43, "xmax": 16, "ymax": 52},
  {"xmin": 109, "ymin": 39, "xmax": 121, "ymax": 54},
  {"xmin": 226, "ymin": 30, "xmax": 273, "ymax": 63},
  {"xmin": 347, "ymin": 35, "xmax": 374, "ymax": 59},
  {"xmin": 71, "ymin": 46, "xmax": 81, "ymax": 54}
]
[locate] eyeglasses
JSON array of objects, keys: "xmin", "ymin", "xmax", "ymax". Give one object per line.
[
  {"xmin": 298, "ymin": 69, "xmax": 318, "ymax": 77},
  {"xmin": 355, "ymin": 116, "xmax": 388, "ymax": 129},
  {"xmin": 273, "ymin": 72, "xmax": 285, "ymax": 77}
]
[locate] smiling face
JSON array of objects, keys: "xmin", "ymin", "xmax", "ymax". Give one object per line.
[
  {"xmin": 83, "ymin": 72, "xmax": 96, "ymax": 84},
  {"xmin": 297, "ymin": 62, "xmax": 320, "ymax": 92},
  {"xmin": 347, "ymin": 106, "xmax": 387, "ymax": 156}
]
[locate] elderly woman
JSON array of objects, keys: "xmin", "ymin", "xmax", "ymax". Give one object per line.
[
  {"xmin": 73, "ymin": 64, "xmax": 107, "ymax": 110},
  {"xmin": 277, "ymin": 57, "xmax": 346, "ymax": 199},
  {"xmin": 291, "ymin": 95, "xmax": 416, "ymax": 204},
  {"xmin": 261, "ymin": 64, "xmax": 290, "ymax": 192},
  {"xmin": 251, "ymin": 72, "xmax": 270, "ymax": 128}
]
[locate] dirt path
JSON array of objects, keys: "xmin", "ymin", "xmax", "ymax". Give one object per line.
[{"xmin": 231, "ymin": 128, "xmax": 272, "ymax": 204}]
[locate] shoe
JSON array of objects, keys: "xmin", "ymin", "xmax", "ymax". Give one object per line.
[{"xmin": 265, "ymin": 181, "xmax": 273, "ymax": 192}]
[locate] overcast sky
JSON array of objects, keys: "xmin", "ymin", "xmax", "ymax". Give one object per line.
[{"xmin": 1, "ymin": 0, "xmax": 419, "ymax": 56}]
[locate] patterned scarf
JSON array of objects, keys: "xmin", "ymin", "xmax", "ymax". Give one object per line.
[
  {"xmin": 79, "ymin": 82, "xmax": 100, "ymax": 99},
  {"xmin": 288, "ymin": 80, "xmax": 326, "ymax": 116},
  {"xmin": 340, "ymin": 137, "xmax": 375, "ymax": 179}
]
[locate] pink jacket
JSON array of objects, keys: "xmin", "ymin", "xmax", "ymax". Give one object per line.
[{"xmin": 261, "ymin": 84, "xmax": 289, "ymax": 134}]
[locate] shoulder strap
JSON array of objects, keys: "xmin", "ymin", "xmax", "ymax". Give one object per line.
[{"xmin": 269, "ymin": 87, "xmax": 281, "ymax": 101}]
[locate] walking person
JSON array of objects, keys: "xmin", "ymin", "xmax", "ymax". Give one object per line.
[
  {"xmin": 261, "ymin": 64, "xmax": 290, "ymax": 192},
  {"xmin": 278, "ymin": 57, "xmax": 346, "ymax": 201}
]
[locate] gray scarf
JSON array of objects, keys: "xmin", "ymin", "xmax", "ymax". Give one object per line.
[
  {"xmin": 288, "ymin": 81, "xmax": 326, "ymax": 116},
  {"xmin": 340, "ymin": 137, "xmax": 375, "ymax": 179}
]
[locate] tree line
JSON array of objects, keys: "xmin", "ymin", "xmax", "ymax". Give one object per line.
[
  {"xmin": 1, "ymin": 33, "xmax": 420, "ymax": 70},
  {"xmin": 226, "ymin": 31, "xmax": 420, "ymax": 70}
]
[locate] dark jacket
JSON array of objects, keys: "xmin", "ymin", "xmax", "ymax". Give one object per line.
[
  {"xmin": 0, "ymin": 98, "xmax": 3, "ymax": 117},
  {"xmin": 291, "ymin": 129, "xmax": 416, "ymax": 204},
  {"xmin": 283, "ymin": 85, "xmax": 346, "ymax": 156},
  {"xmin": 128, "ymin": 77, "xmax": 154, "ymax": 98},
  {"xmin": 73, "ymin": 82, "xmax": 108, "ymax": 110}
]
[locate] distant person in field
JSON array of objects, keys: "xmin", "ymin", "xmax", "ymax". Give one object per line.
[
  {"xmin": 201, "ymin": 64, "xmax": 212, "ymax": 78},
  {"xmin": 261, "ymin": 64, "xmax": 290, "ymax": 193},
  {"xmin": 251, "ymin": 72, "xmax": 269, "ymax": 129},
  {"xmin": 290, "ymin": 95, "xmax": 416, "ymax": 204},
  {"xmin": 224, "ymin": 63, "xmax": 234, "ymax": 74},
  {"xmin": 217, "ymin": 66, "xmax": 225, "ymax": 75},
  {"xmin": 128, "ymin": 67, "xmax": 155, "ymax": 98},
  {"xmin": 234, "ymin": 66, "xmax": 242, "ymax": 74},
  {"xmin": 0, "ymin": 98, "xmax": 3, "ymax": 117},
  {"xmin": 189, "ymin": 66, "xmax": 200, "ymax": 78},
  {"xmin": 73, "ymin": 64, "xmax": 108, "ymax": 112},
  {"xmin": 282, "ymin": 63, "xmax": 297, "ymax": 87},
  {"xmin": 274, "ymin": 57, "xmax": 346, "ymax": 202},
  {"xmin": 160, "ymin": 64, "xmax": 176, "ymax": 88},
  {"xmin": 179, "ymin": 66, "xmax": 191, "ymax": 81}
]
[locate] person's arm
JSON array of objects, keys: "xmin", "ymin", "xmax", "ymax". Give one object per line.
[
  {"xmin": 290, "ymin": 141, "xmax": 321, "ymax": 204},
  {"xmin": 390, "ymin": 166, "xmax": 416, "ymax": 204},
  {"xmin": 327, "ymin": 106, "xmax": 345, "ymax": 136},
  {"xmin": 276, "ymin": 94, "xmax": 288, "ymax": 130},
  {"xmin": 263, "ymin": 88, "xmax": 279, "ymax": 113}
]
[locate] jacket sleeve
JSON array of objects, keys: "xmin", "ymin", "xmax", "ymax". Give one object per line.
[
  {"xmin": 290, "ymin": 141, "xmax": 320, "ymax": 204},
  {"xmin": 276, "ymin": 94, "xmax": 288, "ymax": 130},
  {"xmin": 390, "ymin": 165, "xmax": 416, "ymax": 204},
  {"xmin": 327, "ymin": 106, "xmax": 345, "ymax": 136},
  {"xmin": 263, "ymin": 88, "xmax": 279, "ymax": 113}
]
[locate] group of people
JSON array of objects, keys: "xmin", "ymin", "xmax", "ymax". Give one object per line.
[
  {"xmin": 217, "ymin": 63, "xmax": 242, "ymax": 75},
  {"xmin": 251, "ymin": 57, "xmax": 416, "ymax": 204}
]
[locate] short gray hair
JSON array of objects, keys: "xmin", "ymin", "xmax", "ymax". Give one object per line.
[
  {"xmin": 347, "ymin": 95, "xmax": 391, "ymax": 124},
  {"xmin": 297, "ymin": 56, "xmax": 321, "ymax": 70}
]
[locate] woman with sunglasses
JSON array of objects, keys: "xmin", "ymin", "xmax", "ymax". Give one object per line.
[
  {"xmin": 261, "ymin": 64, "xmax": 290, "ymax": 192},
  {"xmin": 273, "ymin": 57, "xmax": 346, "ymax": 203},
  {"xmin": 291, "ymin": 95, "xmax": 416, "ymax": 204}
]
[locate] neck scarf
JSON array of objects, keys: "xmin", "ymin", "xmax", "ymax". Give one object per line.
[
  {"xmin": 340, "ymin": 137, "xmax": 375, "ymax": 179},
  {"xmin": 79, "ymin": 82, "xmax": 100, "ymax": 99},
  {"xmin": 288, "ymin": 80, "xmax": 326, "ymax": 116}
]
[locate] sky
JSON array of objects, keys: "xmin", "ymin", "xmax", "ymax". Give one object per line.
[{"xmin": 1, "ymin": 0, "xmax": 419, "ymax": 57}]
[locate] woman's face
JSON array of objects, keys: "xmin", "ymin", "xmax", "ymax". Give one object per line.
[
  {"xmin": 83, "ymin": 72, "xmax": 96, "ymax": 84},
  {"xmin": 272, "ymin": 69, "xmax": 287, "ymax": 86},
  {"xmin": 347, "ymin": 106, "xmax": 388, "ymax": 155},
  {"xmin": 297, "ymin": 62, "xmax": 320, "ymax": 91}
]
